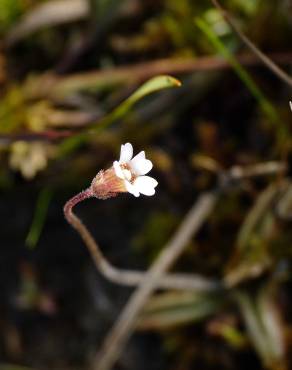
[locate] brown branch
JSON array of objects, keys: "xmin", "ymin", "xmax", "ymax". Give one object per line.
[
  {"xmin": 228, "ymin": 161, "xmax": 287, "ymax": 180},
  {"xmin": 26, "ymin": 52, "xmax": 292, "ymax": 100},
  {"xmin": 92, "ymin": 191, "xmax": 218, "ymax": 370},
  {"xmin": 0, "ymin": 130, "xmax": 73, "ymax": 144},
  {"xmin": 211, "ymin": 0, "xmax": 292, "ymax": 88}
]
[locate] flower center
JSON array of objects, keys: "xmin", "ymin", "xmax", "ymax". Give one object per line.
[{"xmin": 121, "ymin": 164, "xmax": 136, "ymax": 183}]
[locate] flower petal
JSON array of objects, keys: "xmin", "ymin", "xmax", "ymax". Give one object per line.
[
  {"xmin": 130, "ymin": 151, "xmax": 153, "ymax": 175},
  {"xmin": 119, "ymin": 143, "xmax": 133, "ymax": 163},
  {"xmin": 125, "ymin": 180, "xmax": 140, "ymax": 197},
  {"xmin": 133, "ymin": 176, "xmax": 158, "ymax": 196},
  {"xmin": 132, "ymin": 151, "xmax": 145, "ymax": 161},
  {"xmin": 113, "ymin": 161, "xmax": 125, "ymax": 179}
]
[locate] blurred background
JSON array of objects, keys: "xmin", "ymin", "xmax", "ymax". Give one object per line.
[{"xmin": 1, "ymin": 0, "xmax": 292, "ymax": 369}]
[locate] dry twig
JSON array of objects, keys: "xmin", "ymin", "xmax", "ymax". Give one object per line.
[
  {"xmin": 91, "ymin": 161, "xmax": 287, "ymax": 370},
  {"xmin": 92, "ymin": 191, "xmax": 218, "ymax": 370},
  {"xmin": 24, "ymin": 52, "xmax": 292, "ymax": 101}
]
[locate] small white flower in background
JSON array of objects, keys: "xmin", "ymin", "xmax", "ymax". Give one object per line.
[
  {"xmin": 113, "ymin": 143, "xmax": 158, "ymax": 197},
  {"xmin": 9, "ymin": 141, "xmax": 53, "ymax": 180}
]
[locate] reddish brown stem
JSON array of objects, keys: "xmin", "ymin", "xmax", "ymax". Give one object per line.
[
  {"xmin": 64, "ymin": 187, "xmax": 218, "ymax": 291},
  {"xmin": 64, "ymin": 188, "xmax": 93, "ymax": 220}
]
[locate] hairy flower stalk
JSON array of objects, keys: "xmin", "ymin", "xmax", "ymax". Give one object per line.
[
  {"xmin": 64, "ymin": 143, "xmax": 217, "ymax": 291},
  {"xmin": 64, "ymin": 143, "xmax": 158, "ymax": 287}
]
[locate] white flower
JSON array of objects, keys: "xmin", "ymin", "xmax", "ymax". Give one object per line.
[
  {"xmin": 9, "ymin": 141, "xmax": 53, "ymax": 180},
  {"xmin": 113, "ymin": 143, "xmax": 158, "ymax": 197}
]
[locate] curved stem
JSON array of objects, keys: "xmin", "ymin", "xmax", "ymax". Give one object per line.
[{"xmin": 64, "ymin": 189, "xmax": 218, "ymax": 292}]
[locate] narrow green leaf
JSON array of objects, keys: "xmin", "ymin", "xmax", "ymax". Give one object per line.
[
  {"xmin": 26, "ymin": 187, "xmax": 53, "ymax": 249},
  {"xmin": 91, "ymin": 75, "xmax": 181, "ymax": 132},
  {"xmin": 195, "ymin": 17, "xmax": 279, "ymax": 124},
  {"xmin": 235, "ymin": 285, "xmax": 286, "ymax": 369},
  {"xmin": 59, "ymin": 75, "xmax": 181, "ymax": 155},
  {"xmin": 137, "ymin": 291, "xmax": 222, "ymax": 330}
]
